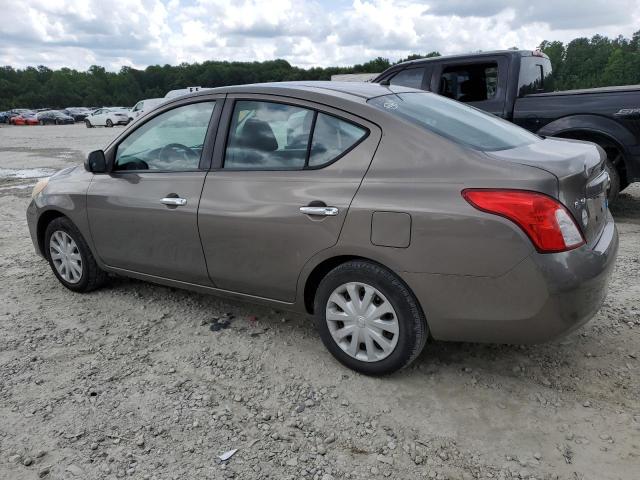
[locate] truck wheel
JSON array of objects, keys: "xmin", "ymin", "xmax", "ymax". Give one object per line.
[{"xmin": 604, "ymin": 158, "xmax": 621, "ymax": 203}]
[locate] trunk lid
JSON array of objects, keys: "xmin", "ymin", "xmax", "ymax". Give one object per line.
[{"xmin": 486, "ymin": 137, "xmax": 608, "ymax": 245}]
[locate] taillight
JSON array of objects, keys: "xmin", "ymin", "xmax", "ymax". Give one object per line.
[{"xmin": 462, "ymin": 189, "xmax": 585, "ymax": 253}]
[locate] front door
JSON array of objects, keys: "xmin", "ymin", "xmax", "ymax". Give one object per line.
[
  {"xmin": 198, "ymin": 96, "xmax": 381, "ymax": 302},
  {"xmin": 87, "ymin": 99, "xmax": 220, "ymax": 285}
]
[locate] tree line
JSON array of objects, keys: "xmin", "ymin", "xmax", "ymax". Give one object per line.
[{"xmin": 0, "ymin": 31, "xmax": 638, "ymax": 111}]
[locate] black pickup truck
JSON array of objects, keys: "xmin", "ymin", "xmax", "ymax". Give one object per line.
[{"xmin": 374, "ymin": 50, "xmax": 640, "ymax": 201}]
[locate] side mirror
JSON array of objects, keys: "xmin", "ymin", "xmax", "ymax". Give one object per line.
[{"xmin": 85, "ymin": 150, "xmax": 107, "ymax": 173}]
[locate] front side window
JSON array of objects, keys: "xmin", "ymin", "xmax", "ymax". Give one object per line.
[
  {"xmin": 390, "ymin": 68, "xmax": 425, "ymax": 89},
  {"xmin": 115, "ymin": 101, "xmax": 215, "ymax": 171},
  {"xmin": 368, "ymin": 92, "xmax": 539, "ymax": 151},
  {"xmin": 440, "ymin": 63, "xmax": 498, "ymax": 102}
]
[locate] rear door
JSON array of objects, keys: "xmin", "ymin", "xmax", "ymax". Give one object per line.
[
  {"xmin": 430, "ymin": 56, "xmax": 509, "ymax": 117},
  {"xmin": 198, "ymin": 95, "xmax": 381, "ymax": 302}
]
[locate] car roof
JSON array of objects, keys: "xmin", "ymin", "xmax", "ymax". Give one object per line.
[
  {"xmin": 178, "ymin": 81, "xmax": 419, "ymax": 103},
  {"xmin": 389, "ymin": 50, "xmax": 549, "ymax": 69}
]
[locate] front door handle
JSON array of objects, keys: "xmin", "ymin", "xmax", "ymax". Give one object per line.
[
  {"xmin": 299, "ymin": 206, "xmax": 339, "ymax": 216},
  {"xmin": 161, "ymin": 197, "xmax": 187, "ymax": 206}
]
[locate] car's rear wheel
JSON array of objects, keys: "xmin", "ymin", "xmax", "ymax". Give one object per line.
[
  {"xmin": 45, "ymin": 217, "xmax": 107, "ymax": 293},
  {"xmin": 106, "ymin": 119, "xmax": 113, "ymax": 127},
  {"xmin": 314, "ymin": 260, "xmax": 428, "ymax": 375},
  {"xmin": 85, "ymin": 119, "xmax": 92, "ymax": 128}
]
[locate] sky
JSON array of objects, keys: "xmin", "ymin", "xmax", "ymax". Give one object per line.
[{"xmin": 1, "ymin": 0, "xmax": 639, "ymax": 71}]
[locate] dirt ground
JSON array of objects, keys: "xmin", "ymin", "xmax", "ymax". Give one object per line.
[{"xmin": 0, "ymin": 123, "xmax": 638, "ymax": 480}]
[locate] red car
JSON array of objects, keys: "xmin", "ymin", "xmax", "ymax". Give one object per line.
[{"xmin": 10, "ymin": 112, "xmax": 38, "ymax": 125}]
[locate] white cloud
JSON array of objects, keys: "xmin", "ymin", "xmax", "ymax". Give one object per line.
[{"xmin": 0, "ymin": 0, "xmax": 639, "ymax": 70}]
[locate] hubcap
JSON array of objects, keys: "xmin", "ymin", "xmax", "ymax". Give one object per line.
[
  {"xmin": 326, "ymin": 282, "xmax": 399, "ymax": 362},
  {"xmin": 49, "ymin": 230, "xmax": 83, "ymax": 284}
]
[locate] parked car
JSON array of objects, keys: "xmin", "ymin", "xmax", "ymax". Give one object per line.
[
  {"xmin": 27, "ymin": 82, "xmax": 618, "ymax": 374},
  {"xmin": 10, "ymin": 111, "xmax": 38, "ymax": 125},
  {"xmin": 37, "ymin": 110, "xmax": 75, "ymax": 125},
  {"xmin": 2, "ymin": 108, "xmax": 30, "ymax": 123},
  {"xmin": 63, "ymin": 107, "xmax": 91, "ymax": 122},
  {"xmin": 129, "ymin": 98, "xmax": 165, "ymax": 123},
  {"xmin": 374, "ymin": 50, "xmax": 640, "ymax": 203},
  {"xmin": 85, "ymin": 108, "xmax": 130, "ymax": 128}
]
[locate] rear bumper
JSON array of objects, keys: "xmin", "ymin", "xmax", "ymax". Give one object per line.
[{"xmin": 402, "ymin": 212, "xmax": 618, "ymax": 344}]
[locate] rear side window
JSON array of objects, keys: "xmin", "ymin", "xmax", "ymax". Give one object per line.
[
  {"xmin": 224, "ymin": 100, "xmax": 368, "ymax": 170},
  {"xmin": 440, "ymin": 63, "xmax": 498, "ymax": 102},
  {"xmin": 389, "ymin": 68, "xmax": 425, "ymax": 89},
  {"xmin": 368, "ymin": 92, "xmax": 539, "ymax": 151},
  {"xmin": 225, "ymin": 101, "xmax": 313, "ymax": 170}
]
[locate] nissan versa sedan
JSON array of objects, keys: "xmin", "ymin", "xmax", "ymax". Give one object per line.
[{"xmin": 27, "ymin": 82, "xmax": 618, "ymax": 374}]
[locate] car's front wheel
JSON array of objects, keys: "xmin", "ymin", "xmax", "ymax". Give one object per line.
[
  {"xmin": 45, "ymin": 217, "xmax": 107, "ymax": 293},
  {"xmin": 314, "ymin": 260, "xmax": 428, "ymax": 375},
  {"xmin": 85, "ymin": 120, "xmax": 92, "ymax": 128},
  {"xmin": 106, "ymin": 119, "xmax": 113, "ymax": 127}
]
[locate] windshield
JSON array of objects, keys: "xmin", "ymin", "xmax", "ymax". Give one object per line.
[{"xmin": 368, "ymin": 92, "xmax": 539, "ymax": 151}]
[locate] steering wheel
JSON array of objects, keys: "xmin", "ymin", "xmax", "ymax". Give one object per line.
[{"xmin": 158, "ymin": 143, "xmax": 199, "ymax": 162}]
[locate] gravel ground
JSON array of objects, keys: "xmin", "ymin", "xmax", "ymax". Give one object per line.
[{"xmin": 0, "ymin": 123, "xmax": 639, "ymax": 480}]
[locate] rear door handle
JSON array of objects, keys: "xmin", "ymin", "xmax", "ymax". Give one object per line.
[
  {"xmin": 299, "ymin": 206, "xmax": 339, "ymax": 216},
  {"xmin": 161, "ymin": 197, "xmax": 187, "ymax": 206}
]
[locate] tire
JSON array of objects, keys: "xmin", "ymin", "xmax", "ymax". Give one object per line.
[
  {"xmin": 85, "ymin": 120, "xmax": 92, "ymax": 128},
  {"xmin": 44, "ymin": 217, "xmax": 107, "ymax": 293},
  {"xmin": 604, "ymin": 158, "xmax": 621, "ymax": 203},
  {"xmin": 106, "ymin": 119, "xmax": 113, "ymax": 128},
  {"xmin": 39, "ymin": 120, "xmax": 44, "ymax": 125},
  {"xmin": 314, "ymin": 260, "xmax": 428, "ymax": 375}
]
